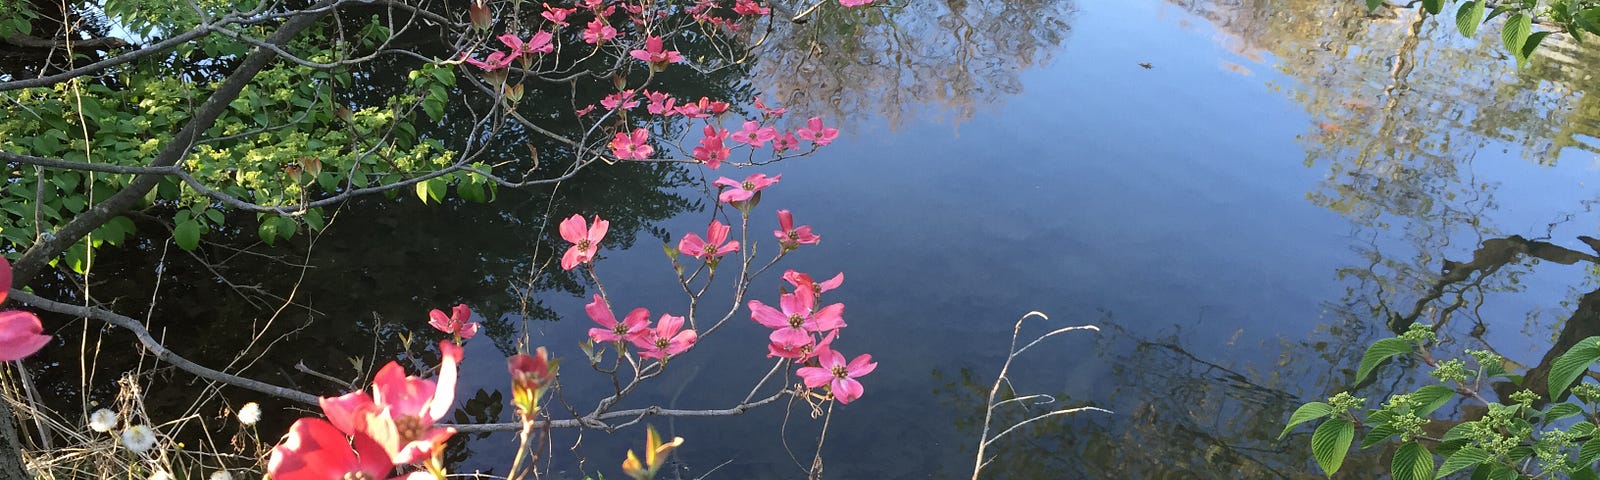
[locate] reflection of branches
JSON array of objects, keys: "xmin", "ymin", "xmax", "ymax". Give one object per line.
[{"xmin": 971, "ymin": 311, "xmax": 1105, "ymax": 480}]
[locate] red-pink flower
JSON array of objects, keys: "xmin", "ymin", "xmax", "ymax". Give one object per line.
[
  {"xmin": 774, "ymin": 210, "xmax": 820, "ymax": 249},
  {"xmin": 795, "ymin": 116, "xmax": 839, "ymax": 146},
  {"xmin": 674, "ymin": 97, "xmax": 730, "ymax": 119},
  {"xmin": 772, "ymin": 132, "xmax": 798, "ymax": 152},
  {"xmin": 769, "ymin": 329, "xmax": 835, "ymax": 360},
  {"xmin": 500, "ymin": 31, "xmax": 555, "ymax": 55},
  {"xmin": 838, "ymin": 0, "xmax": 873, "ymax": 6},
  {"xmin": 577, "ymin": 0, "xmax": 604, "ymax": 9},
  {"xmin": 754, "ymin": 96, "xmax": 786, "ymax": 117},
  {"xmin": 713, "ymin": 173, "xmax": 780, "ymax": 203},
  {"xmin": 583, "ymin": 19, "xmax": 618, "ymax": 44},
  {"xmin": 732, "ymin": 0, "xmax": 770, "ymax": 15},
  {"xmin": 601, "ymin": 89, "xmax": 638, "ymax": 111},
  {"xmin": 318, "ymin": 341, "xmax": 463, "ymax": 464},
  {"xmin": 749, "ymin": 287, "xmax": 844, "ymax": 349},
  {"xmin": 631, "ymin": 314, "xmax": 697, "ymax": 360},
  {"xmin": 0, "ymin": 257, "xmax": 48, "ymax": 362},
  {"xmin": 797, "ymin": 349, "xmax": 876, "ymax": 404},
  {"xmin": 428, "ymin": 304, "xmax": 478, "ymax": 340},
  {"xmin": 541, "ymin": 3, "xmax": 576, "ymax": 26},
  {"xmin": 575, "ymin": 104, "xmax": 597, "ymax": 116},
  {"xmin": 559, "ymin": 214, "xmax": 609, "ymax": 270},
  {"xmin": 462, "ymin": 50, "xmax": 516, "ymax": 71},
  {"xmin": 692, "ymin": 126, "xmax": 730, "ymax": 169},
  {"xmin": 630, "ymin": 36, "xmax": 683, "ymax": 70},
  {"xmin": 609, "ymin": 128, "xmax": 654, "ymax": 160},
  {"xmin": 782, "ymin": 270, "xmax": 842, "ymax": 296},
  {"xmin": 730, "ymin": 121, "xmax": 777, "ymax": 147},
  {"xmin": 643, "ymin": 90, "xmax": 677, "ymax": 116},
  {"xmin": 267, "ymin": 418, "xmax": 396, "ymax": 480},
  {"xmin": 678, "ymin": 220, "xmax": 740, "ymax": 260},
  {"xmin": 585, "ymin": 294, "xmax": 650, "ymax": 344}
]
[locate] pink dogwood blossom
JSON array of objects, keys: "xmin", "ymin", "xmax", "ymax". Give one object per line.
[
  {"xmin": 678, "ymin": 220, "xmax": 740, "ymax": 260},
  {"xmin": 712, "ymin": 173, "xmax": 779, "ymax": 203},
  {"xmin": 754, "ymin": 96, "xmax": 786, "ymax": 117},
  {"xmin": 797, "ymin": 349, "xmax": 876, "ymax": 404},
  {"xmin": 428, "ymin": 303, "xmax": 479, "ymax": 340},
  {"xmin": 643, "ymin": 90, "xmax": 677, "ymax": 116},
  {"xmin": 774, "ymin": 210, "xmax": 820, "ymax": 249},
  {"xmin": 772, "ymin": 132, "xmax": 798, "ymax": 152},
  {"xmin": 609, "ymin": 128, "xmax": 654, "ymax": 160},
  {"xmin": 462, "ymin": 50, "xmax": 516, "ymax": 71},
  {"xmin": 585, "ymin": 294, "xmax": 650, "ymax": 344},
  {"xmin": 733, "ymin": 0, "xmax": 770, "ymax": 15},
  {"xmin": 783, "ymin": 270, "xmax": 843, "ymax": 296},
  {"xmin": 795, "ymin": 116, "xmax": 839, "ymax": 146},
  {"xmin": 318, "ymin": 341, "xmax": 463, "ymax": 464},
  {"xmin": 748, "ymin": 287, "xmax": 845, "ymax": 349},
  {"xmin": 629, "ymin": 36, "xmax": 683, "ymax": 67},
  {"xmin": 601, "ymin": 89, "xmax": 638, "ymax": 110},
  {"xmin": 541, "ymin": 4, "xmax": 576, "ymax": 26},
  {"xmin": 0, "ymin": 257, "xmax": 47, "ymax": 362},
  {"xmin": 769, "ymin": 329, "xmax": 835, "ymax": 360},
  {"xmin": 730, "ymin": 121, "xmax": 778, "ymax": 147},
  {"xmin": 559, "ymin": 214, "xmax": 608, "ymax": 270},
  {"xmin": 631, "ymin": 314, "xmax": 696, "ymax": 360},
  {"xmin": 583, "ymin": 19, "xmax": 618, "ymax": 44},
  {"xmin": 692, "ymin": 126, "xmax": 730, "ymax": 169},
  {"xmin": 674, "ymin": 97, "xmax": 729, "ymax": 118},
  {"xmin": 267, "ymin": 418, "xmax": 398, "ymax": 480}
]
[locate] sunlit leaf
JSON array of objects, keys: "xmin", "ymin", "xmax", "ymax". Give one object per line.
[
  {"xmin": 174, "ymin": 219, "xmax": 201, "ymax": 251},
  {"xmin": 1436, "ymin": 446, "xmax": 1489, "ymax": 479},
  {"xmin": 1501, "ymin": 13, "xmax": 1532, "ymax": 60},
  {"xmin": 1357, "ymin": 338, "xmax": 1413, "ymax": 384},
  {"xmin": 1550, "ymin": 336, "xmax": 1600, "ymax": 397},
  {"xmin": 1393, "ymin": 442, "xmax": 1434, "ymax": 480},
  {"xmin": 1281, "ymin": 402, "xmax": 1334, "ymax": 439},
  {"xmin": 1411, "ymin": 385, "xmax": 1456, "ymax": 416},
  {"xmin": 1457, "ymin": 1, "xmax": 1486, "ymax": 37},
  {"xmin": 1312, "ymin": 418, "xmax": 1355, "ymax": 477}
]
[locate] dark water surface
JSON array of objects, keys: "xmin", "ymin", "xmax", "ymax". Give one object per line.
[{"xmin": 30, "ymin": 0, "xmax": 1600, "ymax": 478}]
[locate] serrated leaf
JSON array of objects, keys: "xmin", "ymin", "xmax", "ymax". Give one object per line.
[
  {"xmin": 1393, "ymin": 442, "xmax": 1435, "ymax": 480},
  {"xmin": 1550, "ymin": 337, "xmax": 1600, "ymax": 397},
  {"xmin": 1437, "ymin": 446, "xmax": 1490, "ymax": 479},
  {"xmin": 1412, "ymin": 385, "xmax": 1457, "ymax": 415},
  {"xmin": 1522, "ymin": 31, "xmax": 1551, "ymax": 59},
  {"xmin": 1281, "ymin": 402, "xmax": 1335, "ymax": 439},
  {"xmin": 1423, "ymin": 0, "xmax": 1442, "ymax": 14},
  {"xmin": 1363, "ymin": 424, "xmax": 1401, "ymax": 448},
  {"xmin": 1312, "ymin": 418, "xmax": 1355, "ymax": 477},
  {"xmin": 1582, "ymin": 438, "xmax": 1600, "ymax": 466},
  {"xmin": 174, "ymin": 219, "xmax": 201, "ymax": 251},
  {"xmin": 1457, "ymin": 1, "xmax": 1486, "ymax": 37},
  {"xmin": 1573, "ymin": 421, "xmax": 1598, "ymax": 438},
  {"xmin": 1546, "ymin": 402, "xmax": 1584, "ymax": 421},
  {"xmin": 1358, "ymin": 338, "xmax": 1414, "ymax": 384},
  {"xmin": 1502, "ymin": 13, "xmax": 1532, "ymax": 59},
  {"xmin": 1487, "ymin": 463, "xmax": 1517, "ymax": 480},
  {"xmin": 1574, "ymin": 465, "xmax": 1600, "ymax": 480}
]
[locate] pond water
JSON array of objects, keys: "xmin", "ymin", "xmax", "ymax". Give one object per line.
[{"xmin": 26, "ymin": 0, "xmax": 1600, "ymax": 478}]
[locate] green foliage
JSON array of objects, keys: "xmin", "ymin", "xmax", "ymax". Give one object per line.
[
  {"xmin": 1366, "ymin": 0, "xmax": 1600, "ymax": 66},
  {"xmin": 1288, "ymin": 333, "xmax": 1600, "ymax": 478}
]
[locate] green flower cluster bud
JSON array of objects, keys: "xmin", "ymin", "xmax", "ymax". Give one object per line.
[
  {"xmin": 1430, "ymin": 359, "xmax": 1469, "ymax": 384},
  {"xmin": 1574, "ymin": 383, "xmax": 1600, "ymax": 404},
  {"xmin": 1511, "ymin": 389, "xmax": 1541, "ymax": 408},
  {"xmin": 1400, "ymin": 323, "xmax": 1436, "ymax": 345},
  {"xmin": 1328, "ymin": 391, "xmax": 1365, "ymax": 411}
]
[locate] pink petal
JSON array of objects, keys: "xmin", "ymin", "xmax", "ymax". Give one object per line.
[
  {"xmin": 0, "ymin": 311, "xmax": 47, "ymax": 361},
  {"xmin": 561, "ymin": 246, "xmax": 582, "ymax": 270},
  {"xmin": 769, "ymin": 327, "xmax": 811, "ymax": 349},
  {"xmin": 748, "ymin": 301, "xmax": 790, "ymax": 329},
  {"xmin": 678, "ymin": 234, "xmax": 707, "ymax": 258},
  {"xmin": 427, "ymin": 309, "xmax": 452, "ymax": 333},
  {"xmin": 588, "ymin": 217, "xmax": 609, "ymax": 244},
  {"xmin": 559, "ymin": 214, "xmax": 587, "ymax": 244},
  {"xmin": 846, "ymin": 353, "xmax": 877, "ymax": 377},
  {"xmin": 655, "ymin": 314, "xmax": 685, "ymax": 337},
  {"xmin": 818, "ymin": 273, "xmax": 844, "ymax": 292},
  {"xmin": 318, "ymin": 391, "xmax": 375, "ymax": 436},
  {"xmin": 806, "ymin": 303, "xmax": 846, "ymax": 332},
  {"xmin": 795, "ymin": 366, "xmax": 833, "ymax": 388},
  {"xmin": 427, "ymin": 340, "xmax": 462, "ymax": 422},
  {"xmin": 832, "ymin": 377, "xmax": 864, "ymax": 404},
  {"xmin": 585, "ymin": 294, "xmax": 616, "ymax": 328}
]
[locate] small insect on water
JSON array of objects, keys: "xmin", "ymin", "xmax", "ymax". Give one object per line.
[{"xmin": 1138, "ymin": 62, "xmax": 1153, "ymax": 69}]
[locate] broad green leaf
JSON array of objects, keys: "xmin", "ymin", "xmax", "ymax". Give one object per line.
[
  {"xmin": 1281, "ymin": 402, "xmax": 1335, "ymax": 439},
  {"xmin": 1550, "ymin": 336, "xmax": 1600, "ymax": 397},
  {"xmin": 1572, "ymin": 421, "xmax": 1598, "ymax": 438},
  {"xmin": 274, "ymin": 216, "xmax": 294, "ymax": 241},
  {"xmin": 1436, "ymin": 446, "xmax": 1489, "ymax": 479},
  {"xmin": 1312, "ymin": 418, "xmax": 1355, "ymax": 477},
  {"xmin": 259, "ymin": 217, "xmax": 281, "ymax": 245},
  {"xmin": 174, "ymin": 219, "xmax": 201, "ymax": 251},
  {"xmin": 1502, "ymin": 14, "xmax": 1532, "ymax": 59},
  {"xmin": 1367, "ymin": 0, "xmax": 1384, "ymax": 10},
  {"xmin": 302, "ymin": 208, "xmax": 325, "ymax": 232},
  {"xmin": 1357, "ymin": 338, "xmax": 1414, "ymax": 384},
  {"xmin": 1545, "ymin": 402, "xmax": 1584, "ymax": 421},
  {"xmin": 1574, "ymin": 465, "xmax": 1600, "ymax": 480},
  {"xmin": 416, "ymin": 181, "xmax": 432, "ymax": 203},
  {"xmin": 1582, "ymin": 438, "xmax": 1600, "ymax": 466},
  {"xmin": 1423, "ymin": 0, "xmax": 1442, "ymax": 14},
  {"xmin": 1412, "ymin": 385, "xmax": 1457, "ymax": 415},
  {"xmin": 1393, "ymin": 442, "xmax": 1435, "ymax": 480},
  {"xmin": 426, "ymin": 177, "xmax": 447, "ymax": 203},
  {"xmin": 1521, "ymin": 31, "xmax": 1552, "ymax": 59},
  {"xmin": 1457, "ymin": 1, "xmax": 1486, "ymax": 37},
  {"xmin": 1362, "ymin": 424, "xmax": 1400, "ymax": 448}
]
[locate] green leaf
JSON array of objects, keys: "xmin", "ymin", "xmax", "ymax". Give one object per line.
[
  {"xmin": 1363, "ymin": 424, "xmax": 1401, "ymax": 448},
  {"xmin": 426, "ymin": 177, "xmax": 447, "ymax": 203},
  {"xmin": 1486, "ymin": 463, "xmax": 1518, "ymax": 480},
  {"xmin": 174, "ymin": 219, "xmax": 201, "ymax": 251},
  {"xmin": 1550, "ymin": 336, "xmax": 1600, "ymax": 397},
  {"xmin": 1357, "ymin": 338, "xmax": 1414, "ymax": 384},
  {"xmin": 1574, "ymin": 465, "xmax": 1600, "ymax": 480},
  {"xmin": 1312, "ymin": 418, "xmax": 1355, "ymax": 477},
  {"xmin": 1436, "ymin": 446, "xmax": 1490, "ymax": 479},
  {"xmin": 302, "ymin": 208, "xmax": 325, "ymax": 232},
  {"xmin": 1521, "ymin": 31, "xmax": 1551, "ymax": 59},
  {"xmin": 1571, "ymin": 421, "xmax": 1597, "ymax": 438},
  {"xmin": 1423, "ymin": 0, "xmax": 1442, "ymax": 15},
  {"xmin": 1457, "ymin": 1, "xmax": 1486, "ymax": 37},
  {"xmin": 1393, "ymin": 442, "xmax": 1435, "ymax": 480},
  {"xmin": 1281, "ymin": 402, "xmax": 1335, "ymax": 439},
  {"xmin": 1502, "ymin": 13, "xmax": 1532, "ymax": 59},
  {"xmin": 259, "ymin": 217, "xmax": 281, "ymax": 245},
  {"xmin": 1581, "ymin": 438, "xmax": 1600, "ymax": 466},
  {"xmin": 275, "ymin": 216, "xmax": 295, "ymax": 241},
  {"xmin": 1367, "ymin": 0, "xmax": 1384, "ymax": 10},
  {"xmin": 1545, "ymin": 402, "xmax": 1584, "ymax": 421},
  {"xmin": 416, "ymin": 181, "xmax": 432, "ymax": 203},
  {"xmin": 1412, "ymin": 385, "xmax": 1457, "ymax": 415}
]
